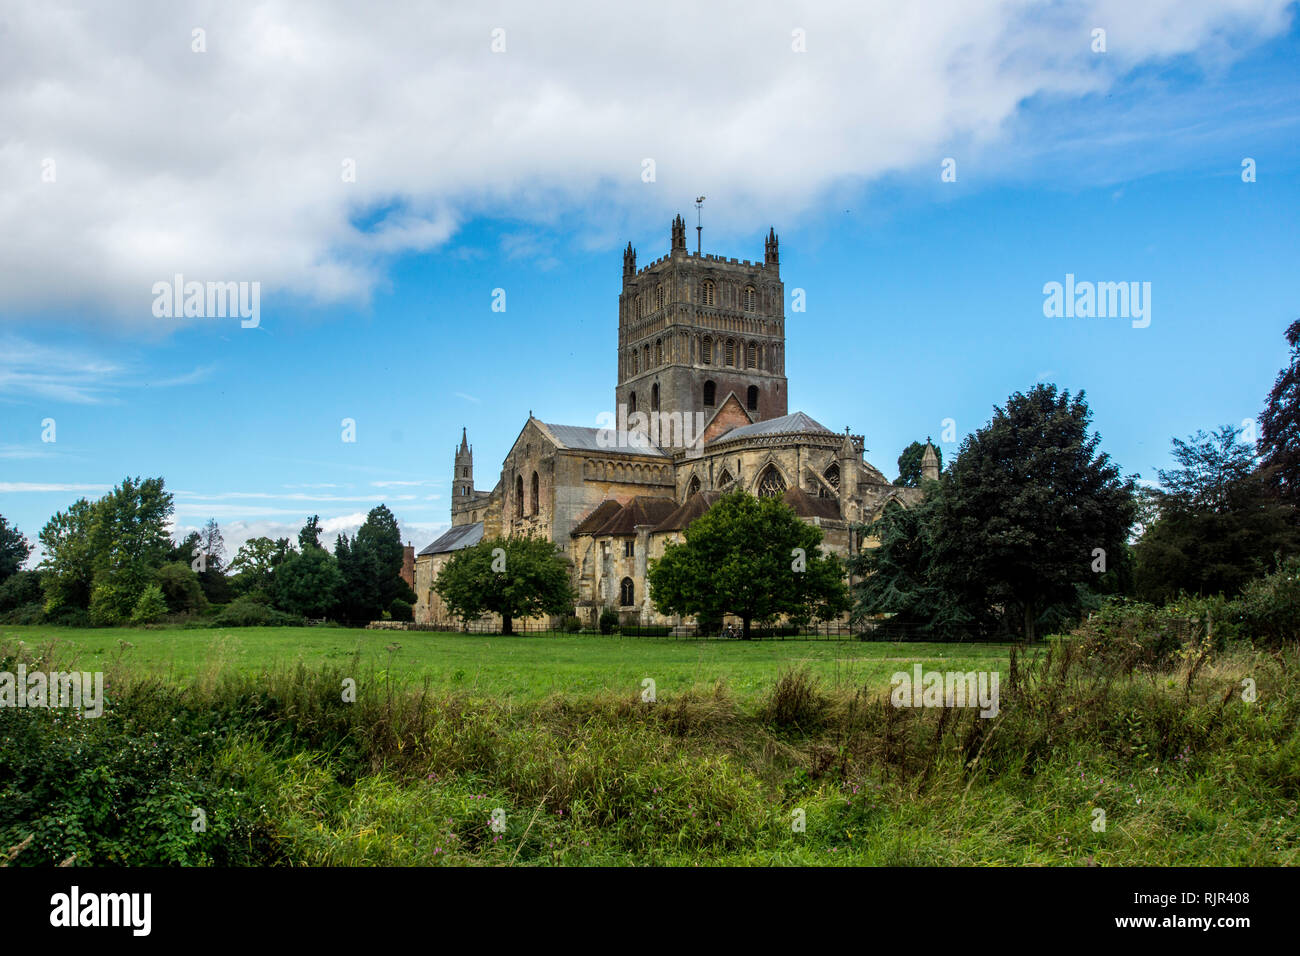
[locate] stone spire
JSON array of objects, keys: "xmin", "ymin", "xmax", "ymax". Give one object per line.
[
  {"xmin": 671, "ymin": 214, "xmax": 687, "ymax": 253},
  {"xmin": 453, "ymin": 429, "xmax": 473, "ymax": 500},
  {"xmin": 921, "ymin": 438, "xmax": 940, "ymax": 481},
  {"xmin": 623, "ymin": 241, "xmax": 636, "ymax": 277},
  {"xmin": 765, "ymin": 227, "xmax": 779, "ymax": 267}
]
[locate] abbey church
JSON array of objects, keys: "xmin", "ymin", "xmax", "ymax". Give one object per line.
[{"xmin": 412, "ymin": 215, "xmax": 937, "ymax": 627}]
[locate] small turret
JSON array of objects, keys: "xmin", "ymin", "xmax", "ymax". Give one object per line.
[
  {"xmin": 671, "ymin": 214, "xmax": 686, "ymax": 253},
  {"xmin": 623, "ymin": 242, "xmax": 636, "ymax": 278},
  {"xmin": 838, "ymin": 427, "xmax": 859, "ymax": 517},
  {"xmin": 765, "ymin": 227, "xmax": 779, "ymax": 268},
  {"xmin": 921, "ymin": 439, "xmax": 940, "ymax": 482}
]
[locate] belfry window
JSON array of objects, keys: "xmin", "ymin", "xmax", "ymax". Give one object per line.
[
  {"xmin": 656, "ymin": 286, "xmax": 664, "ymax": 310},
  {"xmin": 725, "ymin": 340, "xmax": 735, "ymax": 366},
  {"xmin": 703, "ymin": 381, "xmax": 716, "ymax": 407},
  {"xmin": 629, "ymin": 391, "xmax": 637, "ymax": 413},
  {"xmin": 701, "ymin": 337, "xmax": 712, "ymax": 365},
  {"xmin": 743, "ymin": 286, "xmax": 756, "ymax": 312},
  {"xmin": 651, "ymin": 383, "xmax": 659, "ymax": 412},
  {"xmin": 655, "ymin": 339, "xmax": 663, "ymax": 365},
  {"xmin": 746, "ymin": 343, "xmax": 757, "ymax": 368},
  {"xmin": 702, "ymin": 280, "xmax": 715, "ymax": 306},
  {"xmin": 747, "ymin": 385, "xmax": 758, "ymax": 411}
]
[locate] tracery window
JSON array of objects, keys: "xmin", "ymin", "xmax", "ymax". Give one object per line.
[{"xmin": 757, "ymin": 466, "xmax": 786, "ymax": 499}]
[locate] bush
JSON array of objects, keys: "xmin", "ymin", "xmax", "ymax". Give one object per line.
[
  {"xmin": 561, "ymin": 615, "xmax": 582, "ymax": 633},
  {"xmin": 618, "ymin": 625, "xmax": 672, "ymax": 637},
  {"xmin": 130, "ymin": 585, "xmax": 169, "ymax": 624},
  {"xmin": 44, "ymin": 605, "xmax": 91, "ymax": 628},
  {"xmin": 155, "ymin": 562, "xmax": 208, "ymax": 614},
  {"xmin": 0, "ymin": 570, "xmax": 42, "ymax": 613},
  {"xmin": 389, "ymin": 599, "xmax": 414, "ymax": 623},
  {"xmin": 0, "ymin": 602, "xmax": 45, "ymax": 625},
  {"xmin": 1231, "ymin": 555, "xmax": 1300, "ymax": 646},
  {"xmin": 213, "ymin": 595, "xmax": 303, "ymax": 628},
  {"xmin": 598, "ymin": 608, "xmax": 620, "ymax": 635}
]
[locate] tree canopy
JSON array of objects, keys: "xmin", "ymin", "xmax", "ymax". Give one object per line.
[{"xmin": 434, "ymin": 535, "xmax": 573, "ymax": 634}]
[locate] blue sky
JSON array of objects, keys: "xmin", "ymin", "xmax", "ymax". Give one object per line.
[{"xmin": 1, "ymin": 1, "xmax": 1297, "ymax": 561}]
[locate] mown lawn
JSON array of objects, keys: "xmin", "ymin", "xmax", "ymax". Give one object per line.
[{"xmin": 0, "ymin": 625, "xmax": 1013, "ymax": 701}]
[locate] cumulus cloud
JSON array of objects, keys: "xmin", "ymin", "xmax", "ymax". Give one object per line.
[{"xmin": 0, "ymin": 0, "xmax": 1290, "ymax": 328}]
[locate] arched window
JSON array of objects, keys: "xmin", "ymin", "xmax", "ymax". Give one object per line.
[
  {"xmin": 822, "ymin": 463, "xmax": 840, "ymax": 498},
  {"xmin": 703, "ymin": 381, "xmax": 716, "ymax": 407},
  {"xmin": 687, "ymin": 475, "xmax": 701, "ymax": 498},
  {"xmin": 630, "ymin": 350, "xmax": 638, "ymax": 375},
  {"xmin": 746, "ymin": 385, "xmax": 758, "ymax": 411},
  {"xmin": 656, "ymin": 285, "xmax": 664, "ymax": 310},
  {"xmin": 461, "ymin": 467, "xmax": 469, "ymax": 478},
  {"xmin": 531, "ymin": 472, "xmax": 539, "ymax": 516},
  {"xmin": 717, "ymin": 468, "xmax": 734, "ymax": 489},
  {"xmin": 701, "ymin": 337, "xmax": 712, "ymax": 365},
  {"xmin": 651, "ymin": 383, "xmax": 659, "ymax": 412},
  {"xmin": 515, "ymin": 475, "xmax": 524, "ymax": 517},
  {"xmin": 632, "ymin": 294, "xmax": 640, "ymax": 317},
  {"xmin": 655, "ymin": 339, "xmax": 663, "ymax": 365},
  {"xmin": 643, "ymin": 344, "xmax": 650, "ymax": 369},
  {"xmin": 629, "ymin": 391, "xmax": 637, "ymax": 413},
  {"xmin": 746, "ymin": 343, "xmax": 757, "ymax": 368},
  {"xmin": 702, "ymin": 280, "xmax": 715, "ymax": 306},
  {"xmin": 472, "ymin": 511, "xmax": 477, "ymax": 521},
  {"xmin": 757, "ymin": 465, "xmax": 786, "ymax": 498},
  {"xmin": 725, "ymin": 339, "xmax": 735, "ymax": 366},
  {"xmin": 743, "ymin": 286, "xmax": 756, "ymax": 312},
  {"xmin": 620, "ymin": 577, "xmax": 635, "ymax": 606}
]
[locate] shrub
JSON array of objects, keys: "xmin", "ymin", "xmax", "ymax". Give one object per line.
[
  {"xmin": 0, "ymin": 570, "xmax": 42, "ymax": 613},
  {"xmin": 155, "ymin": 562, "xmax": 208, "ymax": 614},
  {"xmin": 1231, "ymin": 555, "xmax": 1300, "ymax": 646},
  {"xmin": 598, "ymin": 608, "xmax": 620, "ymax": 635},
  {"xmin": 44, "ymin": 605, "xmax": 91, "ymax": 628},
  {"xmin": 0, "ymin": 602, "xmax": 44, "ymax": 625},
  {"xmin": 213, "ymin": 595, "xmax": 303, "ymax": 628},
  {"xmin": 389, "ymin": 598, "xmax": 414, "ymax": 623},
  {"xmin": 130, "ymin": 585, "xmax": 169, "ymax": 624},
  {"xmin": 760, "ymin": 668, "xmax": 830, "ymax": 729},
  {"xmin": 561, "ymin": 615, "xmax": 582, "ymax": 633}
]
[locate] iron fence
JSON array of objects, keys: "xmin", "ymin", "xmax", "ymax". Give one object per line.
[{"xmin": 382, "ymin": 620, "xmax": 1006, "ymax": 642}]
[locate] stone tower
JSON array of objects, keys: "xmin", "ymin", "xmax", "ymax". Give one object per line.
[
  {"xmin": 452, "ymin": 428, "xmax": 473, "ymax": 501},
  {"xmin": 616, "ymin": 216, "xmax": 788, "ymax": 447}
]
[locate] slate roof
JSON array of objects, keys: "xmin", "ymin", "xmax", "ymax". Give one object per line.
[
  {"xmin": 570, "ymin": 499, "xmax": 625, "ymax": 536},
  {"xmin": 538, "ymin": 422, "xmax": 671, "ymax": 458},
  {"xmin": 782, "ymin": 485, "xmax": 842, "ymax": 521},
  {"xmin": 651, "ymin": 491, "xmax": 722, "ymax": 533},
  {"xmin": 418, "ymin": 522, "xmax": 484, "ymax": 556},
  {"xmin": 708, "ymin": 411, "xmax": 834, "ymax": 445},
  {"xmin": 592, "ymin": 496, "xmax": 679, "ymax": 536}
]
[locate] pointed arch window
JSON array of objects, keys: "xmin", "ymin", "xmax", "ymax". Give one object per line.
[
  {"xmin": 703, "ymin": 381, "xmax": 716, "ymax": 407},
  {"xmin": 531, "ymin": 472, "xmax": 540, "ymax": 516},
  {"xmin": 757, "ymin": 465, "xmax": 786, "ymax": 499},
  {"xmin": 686, "ymin": 475, "xmax": 701, "ymax": 498},
  {"xmin": 717, "ymin": 468, "xmax": 734, "ymax": 490},
  {"xmin": 655, "ymin": 339, "xmax": 663, "ymax": 365},
  {"xmin": 515, "ymin": 475, "xmax": 524, "ymax": 518},
  {"xmin": 701, "ymin": 337, "xmax": 712, "ymax": 365},
  {"xmin": 620, "ymin": 577, "xmax": 635, "ymax": 606},
  {"xmin": 743, "ymin": 286, "xmax": 756, "ymax": 312},
  {"xmin": 702, "ymin": 280, "xmax": 715, "ymax": 306},
  {"xmin": 746, "ymin": 343, "xmax": 757, "ymax": 368},
  {"xmin": 821, "ymin": 462, "xmax": 840, "ymax": 498},
  {"xmin": 651, "ymin": 383, "xmax": 659, "ymax": 412},
  {"xmin": 629, "ymin": 391, "xmax": 637, "ymax": 414},
  {"xmin": 725, "ymin": 339, "xmax": 735, "ymax": 366}
]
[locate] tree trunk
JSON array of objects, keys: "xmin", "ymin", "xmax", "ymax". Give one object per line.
[
  {"xmin": 502, "ymin": 612, "xmax": 513, "ymax": 636},
  {"xmin": 1023, "ymin": 601, "xmax": 1035, "ymax": 644},
  {"xmin": 742, "ymin": 616, "xmax": 752, "ymax": 640}
]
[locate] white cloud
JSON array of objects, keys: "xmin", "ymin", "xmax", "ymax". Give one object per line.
[{"xmin": 1, "ymin": 0, "xmax": 1290, "ymax": 328}]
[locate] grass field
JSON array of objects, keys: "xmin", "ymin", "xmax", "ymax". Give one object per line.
[{"xmin": 0, "ymin": 624, "xmax": 1014, "ymax": 701}]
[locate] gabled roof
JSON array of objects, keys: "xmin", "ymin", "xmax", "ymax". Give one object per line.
[
  {"xmin": 782, "ymin": 485, "xmax": 842, "ymax": 521},
  {"xmin": 418, "ymin": 522, "xmax": 484, "ymax": 556},
  {"xmin": 709, "ymin": 411, "xmax": 834, "ymax": 444},
  {"xmin": 651, "ymin": 491, "xmax": 723, "ymax": 533},
  {"xmin": 570, "ymin": 499, "xmax": 625, "ymax": 536},
  {"xmin": 592, "ymin": 495, "xmax": 679, "ymax": 536},
  {"xmin": 537, "ymin": 421, "xmax": 671, "ymax": 458}
]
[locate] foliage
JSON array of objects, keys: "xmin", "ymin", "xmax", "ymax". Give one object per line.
[
  {"xmin": 1135, "ymin": 426, "xmax": 1298, "ymax": 602},
  {"xmin": 648, "ymin": 490, "xmax": 849, "ymax": 639},
  {"xmin": 1258, "ymin": 317, "xmax": 1300, "ymax": 508},
  {"xmin": 930, "ymin": 385, "xmax": 1136, "ymax": 641},
  {"xmin": 389, "ymin": 598, "xmax": 414, "ymax": 623},
  {"xmin": 273, "ymin": 545, "xmax": 342, "ymax": 619},
  {"xmin": 0, "ymin": 570, "xmax": 43, "ymax": 613},
  {"xmin": 130, "ymin": 584, "xmax": 169, "ymax": 624},
  {"xmin": 434, "ymin": 535, "xmax": 574, "ymax": 635},
  {"xmin": 893, "ymin": 440, "xmax": 941, "ymax": 487},
  {"xmin": 1230, "ymin": 555, "xmax": 1300, "ymax": 647},
  {"xmin": 212, "ymin": 595, "xmax": 303, "ymax": 628},
  {"xmin": 228, "ymin": 536, "xmax": 282, "ymax": 597},
  {"xmin": 154, "ymin": 562, "xmax": 208, "ymax": 614},
  {"xmin": 598, "ymin": 608, "xmax": 620, "ymax": 635},
  {"xmin": 560, "ymin": 614, "xmax": 582, "ymax": 633},
  {"xmin": 0, "ymin": 516, "xmax": 33, "ymax": 582}
]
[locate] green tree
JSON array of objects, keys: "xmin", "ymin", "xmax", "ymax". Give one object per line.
[
  {"xmin": 850, "ymin": 495, "xmax": 978, "ymax": 635},
  {"xmin": 0, "ymin": 516, "xmax": 33, "ymax": 582},
  {"xmin": 38, "ymin": 498, "xmax": 98, "ymax": 613},
  {"xmin": 1259, "ymin": 317, "xmax": 1300, "ymax": 510},
  {"xmin": 130, "ymin": 584, "xmax": 169, "ymax": 624},
  {"xmin": 1135, "ymin": 426, "xmax": 1298, "ymax": 602},
  {"xmin": 354, "ymin": 505, "xmax": 413, "ymax": 610},
  {"xmin": 229, "ymin": 536, "xmax": 281, "ymax": 598},
  {"xmin": 85, "ymin": 477, "xmax": 174, "ymax": 625},
  {"xmin": 894, "ymin": 440, "xmax": 942, "ymax": 487},
  {"xmin": 648, "ymin": 490, "xmax": 849, "ymax": 639},
  {"xmin": 334, "ymin": 531, "xmax": 380, "ymax": 622},
  {"xmin": 434, "ymin": 535, "xmax": 573, "ymax": 635},
  {"xmin": 272, "ymin": 545, "xmax": 341, "ymax": 618},
  {"xmin": 931, "ymin": 385, "xmax": 1137, "ymax": 642},
  {"xmin": 154, "ymin": 562, "xmax": 208, "ymax": 613},
  {"xmin": 298, "ymin": 514, "xmax": 323, "ymax": 551}
]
